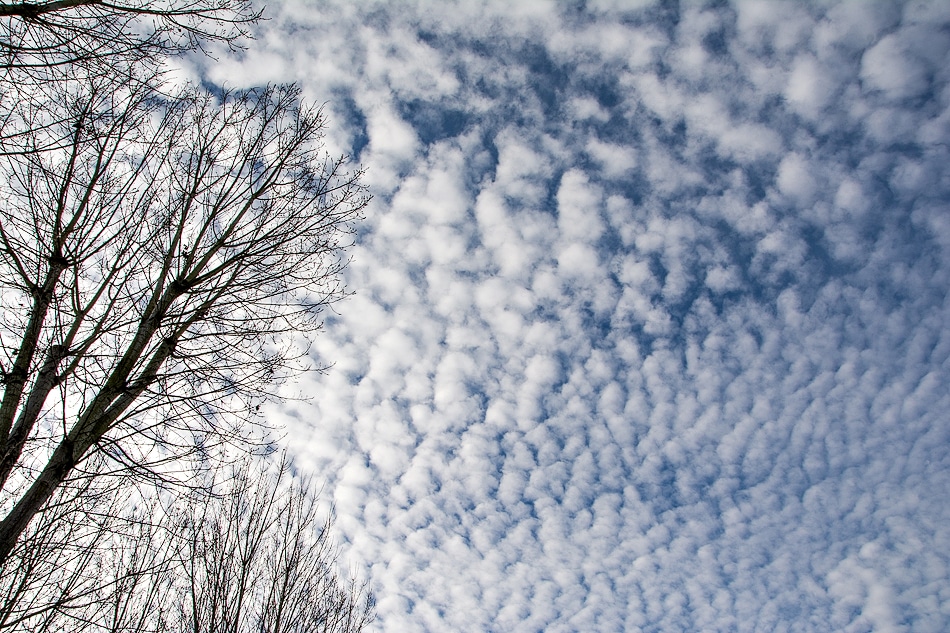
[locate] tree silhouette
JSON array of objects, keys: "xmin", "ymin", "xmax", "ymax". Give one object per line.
[
  {"xmin": 0, "ymin": 76, "xmax": 368, "ymax": 563},
  {"xmin": 0, "ymin": 456, "xmax": 374, "ymax": 632}
]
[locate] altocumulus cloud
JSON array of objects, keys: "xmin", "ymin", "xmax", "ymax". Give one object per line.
[{"xmin": 199, "ymin": 1, "xmax": 950, "ymax": 631}]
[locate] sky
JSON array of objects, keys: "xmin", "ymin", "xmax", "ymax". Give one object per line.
[{"xmin": 190, "ymin": 1, "xmax": 950, "ymax": 631}]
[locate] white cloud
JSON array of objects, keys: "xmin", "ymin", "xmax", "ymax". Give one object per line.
[
  {"xmin": 777, "ymin": 153, "xmax": 817, "ymax": 203},
  {"xmin": 828, "ymin": 555, "xmax": 906, "ymax": 633},
  {"xmin": 786, "ymin": 54, "xmax": 837, "ymax": 118},
  {"xmin": 586, "ymin": 139, "xmax": 637, "ymax": 178},
  {"xmin": 705, "ymin": 266, "xmax": 741, "ymax": 294},
  {"xmin": 734, "ymin": 1, "xmax": 813, "ymax": 56},
  {"xmin": 718, "ymin": 123, "xmax": 784, "ymax": 162},
  {"xmin": 567, "ymin": 96, "xmax": 609, "ymax": 122},
  {"xmin": 556, "ymin": 169, "xmax": 604, "ymax": 244},
  {"xmin": 861, "ymin": 33, "xmax": 930, "ymax": 100},
  {"xmin": 364, "ymin": 29, "xmax": 459, "ymax": 101},
  {"xmin": 365, "ymin": 104, "xmax": 419, "ymax": 163}
]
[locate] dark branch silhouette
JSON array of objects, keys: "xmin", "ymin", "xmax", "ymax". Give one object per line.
[
  {"xmin": 0, "ymin": 76, "xmax": 369, "ymax": 564},
  {"xmin": 0, "ymin": 456, "xmax": 374, "ymax": 632}
]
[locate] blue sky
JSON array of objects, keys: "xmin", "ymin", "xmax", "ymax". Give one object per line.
[{"xmin": 191, "ymin": 1, "xmax": 950, "ymax": 630}]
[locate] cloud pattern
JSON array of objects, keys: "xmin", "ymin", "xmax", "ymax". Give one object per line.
[{"xmin": 205, "ymin": 1, "xmax": 950, "ymax": 631}]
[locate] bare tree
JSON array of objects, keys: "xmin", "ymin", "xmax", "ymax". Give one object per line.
[
  {"xmin": 0, "ymin": 73, "xmax": 369, "ymax": 563},
  {"xmin": 0, "ymin": 457, "xmax": 374, "ymax": 633},
  {"xmin": 0, "ymin": 464, "xmax": 181, "ymax": 632},
  {"xmin": 173, "ymin": 459, "xmax": 374, "ymax": 633},
  {"xmin": 0, "ymin": 2, "xmax": 376, "ymax": 630},
  {"xmin": 0, "ymin": 1, "xmax": 262, "ymax": 156},
  {"xmin": 0, "ymin": 1, "xmax": 260, "ymax": 72},
  {"xmin": 0, "ymin": 474, "xmax": 125, "ymax": 631}
]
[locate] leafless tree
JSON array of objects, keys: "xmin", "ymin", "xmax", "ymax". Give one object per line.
[
  {"xmin": 0, "ymin": 6, "xmax": 374, "ymax": 629},
  {"xmin": 0, "ymin": 1, "xmax": 262, "ymax": 156},
  {"xmin": 0, "ymin": 1, "xmax": 260, "ymax": 72},
  {"xmin": 0, "ymin": 470, "xmax": 128, "ymax": 631},
  {"xmin": 0, "ymin": 456, "xmax": 374, "ymax": 633},
  {"xmin": 172, "ymin": 459, "xmax": 374, "ymax": 633},
  {"xmin": 0, "ymin": 73, "xmax": 369, "ymax": 563}
]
